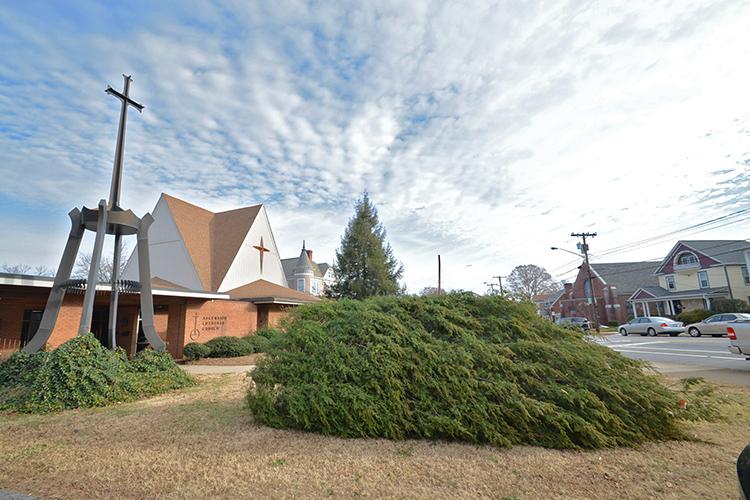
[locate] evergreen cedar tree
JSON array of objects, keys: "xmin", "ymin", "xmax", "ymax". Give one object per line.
[{"xmin": 329, "ymin": 193, "xmax": 404, "ymax": 299}]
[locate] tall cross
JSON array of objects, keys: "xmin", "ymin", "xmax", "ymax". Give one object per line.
[
  {"xmin": 106, "ymin": 74, "xmax": 144, "ymax": 210},
  {"xmin": 253, "ymin": 237, "xmax": 271, "ymax": 274}
]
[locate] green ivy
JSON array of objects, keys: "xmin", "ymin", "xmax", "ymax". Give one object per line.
[
  {"xmin": 0, "ymin": 334, "xmax": 194, "ymax": 413},
  {"xmin": 247, "ymin": 293, "xmax": 693, "ymax": 450}
]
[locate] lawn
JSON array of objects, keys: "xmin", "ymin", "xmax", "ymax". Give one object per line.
[{"xmin": 0, "ymin": 373, "xmax": 748, "ymax": 499}]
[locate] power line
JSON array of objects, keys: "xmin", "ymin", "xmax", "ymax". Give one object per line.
[
  {"xmin": 563, "ymin": 240, "xmax": 750, "ymax": 282},
  {"xmin": 550, "ymin": 208, "xmax": 750, "ymax": 280},
  {"xmin": 591, "ymin": 208, "xmax": 750, "ymax": 259}
]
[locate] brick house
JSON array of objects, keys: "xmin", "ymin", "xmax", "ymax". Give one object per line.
[
  {"xmin": 551, "ymin": 261, "xmax": 660, "ymax": 325},
  {"xmin": 0, "ymin": 194, "xmax": 318, "ymax": 358}
]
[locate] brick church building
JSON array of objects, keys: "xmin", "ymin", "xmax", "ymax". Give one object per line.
[{"xmin": 0, "ymin": 194, "xmax": 318, "ymax": 359}]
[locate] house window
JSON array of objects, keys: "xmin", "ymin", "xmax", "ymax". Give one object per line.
[
  {"xmin": 666, "ymin": 275, "xmax": 675, "ymax": 290},
  {"xmin": 698, "ymin": 271, "xmax": 709, "ymax": 289},
  {"xmin": 311, "ymin": 279, "xmax": 319, "ymax": 295},
  {"xmin": 676, "ymin": 252, "xmax": 699, "ymax": 266},
  {"xmin": 743, "ymin": 266, "xmax": 750, "ymax": 285},
  {"xmin": 297, "ymin": 278, "xmax": 305, "ymax": 292}
]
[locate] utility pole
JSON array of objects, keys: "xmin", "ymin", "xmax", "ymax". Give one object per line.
[
  {"xmin": 437, "ymin": 255, "xmax": 442, "ymax": 295},
  {"xmin": 484, "ymin": 282, "xmax": 499, "ymax": 295},
  {"xmin": 493, "ymin": 275, "xmax": 507, "ymax": 296},
  {"xmin": 571, "ymin": 232, "xmax": 600, "ymax": 333}
]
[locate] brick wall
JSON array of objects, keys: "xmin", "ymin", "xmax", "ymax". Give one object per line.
[
  {"xmin": 0, "ymin": 284, "xmax": 301, "ymax": 359},
  {"xmin": 181, "ymin": 299, "xmax": 259, "ymax": 356},
  {"xmin": 550, "ymin": 265, "xmax": 633, "ymax": 325}
]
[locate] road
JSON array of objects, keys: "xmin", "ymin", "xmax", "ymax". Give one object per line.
[{"xmin": 594, "ymin": 334, "xmax": 750, "ymax": 386}]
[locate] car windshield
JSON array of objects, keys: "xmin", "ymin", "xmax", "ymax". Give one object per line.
[{"xmin": 736, "ymin": 314, "xmax": 750, "ymax": 320}]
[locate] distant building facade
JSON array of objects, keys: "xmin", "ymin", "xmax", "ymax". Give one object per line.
[
  {"xmin": 551, "ymin": 261, "xmax": 660, "ymax": 325},
  {"xmin": 629, "ymin": 240, "xmax": 750, "ymax": 316},
  {"xmin": 281, "ymin": 242, "xmax": 334, "ymax": 296}
]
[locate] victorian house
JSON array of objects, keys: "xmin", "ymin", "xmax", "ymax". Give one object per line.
[
  {"xmin": 281, "ymin": 242, "xmax": 334, "ymax": 297},
  {"xmin": 629, "ymin": 240, "xmax": 750, "ymax": 317}
]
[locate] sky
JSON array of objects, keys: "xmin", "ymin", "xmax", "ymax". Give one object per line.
[{"xmin": 1, "ymin": 0, "xmax": 750, "ymax": 293}]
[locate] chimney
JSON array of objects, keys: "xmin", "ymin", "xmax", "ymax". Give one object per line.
[{"xmin": 306, "ymin": 249, "xmax": 313, "ymax": 262}]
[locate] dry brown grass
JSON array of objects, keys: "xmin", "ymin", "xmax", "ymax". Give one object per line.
[{"xmin": 1, "ymin": 374, "xmax": 748, "ymax": 499}]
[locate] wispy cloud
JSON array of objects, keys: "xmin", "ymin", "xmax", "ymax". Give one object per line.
[{"xmin": 2, "ymin": 0, "xmax": 750, "ymax": 290}]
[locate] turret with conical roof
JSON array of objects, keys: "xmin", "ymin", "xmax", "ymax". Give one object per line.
[
  {"xmin": 293, "ymin": 240, "xmax": 315, "ymax": 274},
  {"xmin": 292, "ymin": 241, "xmax": 315, "ymax": 293}
]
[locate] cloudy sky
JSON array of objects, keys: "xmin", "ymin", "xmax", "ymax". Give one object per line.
[{"xmin": 2, "ymin": 0, "xmax": 750, "ymax": 292}]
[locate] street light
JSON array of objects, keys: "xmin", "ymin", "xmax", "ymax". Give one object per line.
[{"xmin": 550, "ymin": 246, "xmax": 584, "ymax": 258}]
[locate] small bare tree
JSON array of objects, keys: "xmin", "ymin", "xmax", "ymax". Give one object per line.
[
  {"xmin": 34, "ymin": 265, "xmax": 55, "ymax": 276},
  {"xmin": 0, "ymin": 263, "xmax": 56, "ymax": 276},
  {"xmin": 1, "ymin": 263, "xmax": 32, "ymax": 274},
  {"xmin": 73, "ymin": 247, "xmax": 130, "ymax": 283},
  {"xmin": 507, "ymin": 264, "xmax": 559, "ymax": 301}
]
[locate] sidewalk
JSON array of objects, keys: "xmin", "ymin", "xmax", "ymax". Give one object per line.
[{"xmin": 181, "ymin": 364, "xmax": 256, "ymax": 375}]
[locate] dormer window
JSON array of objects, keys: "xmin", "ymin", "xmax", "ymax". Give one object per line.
[{"xmin": 676, "ymin": 252, "xmax": 699, "ymax": 266}]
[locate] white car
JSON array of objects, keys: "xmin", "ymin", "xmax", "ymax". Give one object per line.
[
  {"xmin": 618, "ymin": 317, "xmax": 685, "ymax": 337},
  {"xmin": 727, "ymin": 320, "xmax": 750, "ymax": 360}
]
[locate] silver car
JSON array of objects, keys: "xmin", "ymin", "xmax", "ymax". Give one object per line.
[
  {"xmin": 619, "ymin": 316, "xmax": 685, "ymax": 337},
  {"xmin": 686, "ymin": 313, "xmax": 750, "ymax": 337}
]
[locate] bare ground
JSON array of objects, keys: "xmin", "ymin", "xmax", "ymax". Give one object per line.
[
  {"xmin": 183, "ymin": 353, "xmax": 265, "ymax": 366},
  {"xmin": 0, "ymin": 374, "xmax": 748, "ymax": 499}
]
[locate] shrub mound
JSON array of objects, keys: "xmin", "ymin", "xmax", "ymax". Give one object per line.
[
  {"xmin": 183, "ymin": 342, "xmax": 212, "ymax": 360},
  {"xmin": 0, "ymin": 334, "xmax": 194, "ymax": 413},
  {"xmin": 676, "ymin": 309, "xmax": 713, "ymax": 325},
  {"xmin": 203, "ymin": 336, "xmax": 252, "ymax": 358},
  {"xmin": 184, "ymin": 329, "xmax": 287, "ymax": 360},
  {"xmin": 247, "ymin": 294, "xmax": 691, "ymax": 449}
]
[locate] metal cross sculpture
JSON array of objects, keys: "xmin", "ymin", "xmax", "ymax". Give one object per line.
[
  {"xmin": 253, "ymin": 237, "xmax": 271, "ymax": 274},
  {"xmin": 24, "ymin": 75, "xmax": 166, "ymax": 354}
]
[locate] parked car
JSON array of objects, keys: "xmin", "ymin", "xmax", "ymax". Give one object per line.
[
  {"xmin": 618, "ymin": 317, "xmax": 685, "ymax": 337},
  {"xmin": 727, "ymin": 320, "xmax": 750, "ymax": 360},
  {"xmin": 686, "ymin": 313, "xmax": 750, "ymax": 337},
  {"xmin": 557, "ymin": 317, "xmax": 591, "ymax": 330}
]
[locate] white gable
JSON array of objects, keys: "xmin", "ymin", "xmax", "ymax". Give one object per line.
[
  {"xmin": 122, "ymin": 196, "xmax": 203, "ymax": 290},
  {"xmin": 218, "ymin": 206, "xmax": 288, "ymax": 292}
]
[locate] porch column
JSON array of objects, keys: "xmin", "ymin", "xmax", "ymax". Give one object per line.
[
  {"xmin": 633, "ymin": 303, "xmax": 639, "ymax": 318},
  {"xmin": 665, "ymin": 300, "xmax": 673, "ymax": 316},
  {"xmin": 704, "ymin": 296, "xmax": 710, "ymax": 309},
  {"xmin": 645, "ymin": 302, "xmax": 651, "ymax": 316}
]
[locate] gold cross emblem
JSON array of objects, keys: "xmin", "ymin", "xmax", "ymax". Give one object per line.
[{"xmin": 253, "ymin": 237, "xmax": 271, "ymax": 274}]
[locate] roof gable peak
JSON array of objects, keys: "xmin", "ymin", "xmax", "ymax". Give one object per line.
[{"xmin": 160, "ymin": 193, "xmax": 264, "ymax": 291}]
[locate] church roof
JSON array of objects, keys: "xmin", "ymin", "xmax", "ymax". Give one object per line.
[
  {"xmin": 151, "ymin": 276, "xmax": 189, "ymax": 291},
  {"xmin": 162, "ymin": 193, "xmax": 262, "ymax": 291},
  {"xmin": 227, "ymin": 279, "xmax": 320, "ymax": 304}
]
